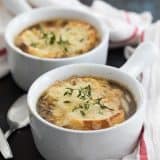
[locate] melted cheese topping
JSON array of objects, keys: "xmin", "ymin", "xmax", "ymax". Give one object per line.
[
  {"xmin": 37, "ymin": 76, "xmax": 136, "ymax": 130},
  {"xmin": 15, "ymin": 19, "xmax": 100, "ymax": 58}
]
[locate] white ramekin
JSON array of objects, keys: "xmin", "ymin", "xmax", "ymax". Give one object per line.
[
  {"xmin": 28, "ymin": 42, "xmax": 156, "ymax": 160},
  {"xmin": 5, "ymin": 7, "xmax": 109, "ymax": 90}
]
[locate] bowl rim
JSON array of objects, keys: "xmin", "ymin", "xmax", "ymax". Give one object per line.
[
  {"xmin": 5, "ymin": 6, "xmax": 109, "ymax": 62},
  {"xmin": 27, "ymin": 63, "xmax": 145, "ymax": 134}
]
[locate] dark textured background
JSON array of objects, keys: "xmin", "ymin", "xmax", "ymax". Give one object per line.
[{"xmin": 0, "ymin": 0, "xmax": 158, "ymax": 159}]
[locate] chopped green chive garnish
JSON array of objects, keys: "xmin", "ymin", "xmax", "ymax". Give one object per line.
[
  {"xmin": 64, "ymin": 88, "xmax": 74, "ymax": 96},
  {"xmin": 31, "ymin": 42, "xmax": 37, "ymax": 47},
  {"xmin": 63, "ymin": 100, "xmax": 71, "ymax": 103},
  {"xmin": 80, "ymin": 110, "xmax": 86, "ymax": 116},
  {"xmin": 80, "ymin": 38, "xmax": 84, "ymax": 42},
  {"xmin": 65, "ymin": 84, "xmax": 114, "ymax": 116}
]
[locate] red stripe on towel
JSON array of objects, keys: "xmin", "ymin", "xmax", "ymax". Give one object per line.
[
  {"xmin": 140, "ymin": 31, "xmax": 145, "ymax": 42},
  {"xmin": 139, "ymin": 128, "xmax": 148, "ymax": 160},
  {"xmin": 0, "ymin": 48, "xmax": 6, "ymax": 56},
  {"xmin": 110, "ymin": 27, "xmax": 138, "ymax": 44},
  {"xmin": 125, "ymin": 11, "xmax": 131, "ymax": 24}
]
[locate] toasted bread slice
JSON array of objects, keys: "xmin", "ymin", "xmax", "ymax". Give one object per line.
[{"xmin": 64, "ymin": 109, "xmax": 125, "ymax": 130}]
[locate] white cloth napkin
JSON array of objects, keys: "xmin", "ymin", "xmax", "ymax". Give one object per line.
[
  {"xmin": 91, "ymin": 0, "xmax": 152, "ymax": 47},
  {"xmin": 123, "ymin": 21, "xmax": 160, "ymax": 160},
  {"xmin": 0, "ymin": 1, "xmax": 11, "ymax": 78},
  {"xmin": 0, "ymin": 1, "xmax": 159, "ymax": 160}
]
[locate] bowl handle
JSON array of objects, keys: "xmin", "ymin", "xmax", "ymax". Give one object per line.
[
  {"xmin": 2, "ymin": 0, "xmax": 32, "ymax": 15},
  {"xmin": 120, "ymin": 42, "xmax": 157, "ymax": 78}
]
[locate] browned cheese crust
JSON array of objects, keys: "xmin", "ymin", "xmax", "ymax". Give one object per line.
[
  {"xmin": 37, "ymin": 76, "xmax": 136, "ymax": 130},
  {"xmin": 15, "ymin": 19, "xmax": 100, "ymax": 58}
]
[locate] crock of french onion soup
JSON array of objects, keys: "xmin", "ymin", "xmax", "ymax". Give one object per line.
[
  {"xmin": 37, "ymin": 76, "xmax": 136, "ymax": 130},
  {"xmin": 15, "ymin": 19, "xmax": 100, "ymax": 58}
]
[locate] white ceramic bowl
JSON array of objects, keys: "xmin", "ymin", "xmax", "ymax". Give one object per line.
[
  {"xmin": 5, "ymin": 7, "xmax": 109, "ymax": 90},
  {"xmin": 28, "ymin": 42, "xmax": 156, "ymax": 160}
]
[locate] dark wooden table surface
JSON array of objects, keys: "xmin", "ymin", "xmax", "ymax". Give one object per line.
[{"xmin": 0, "ymin": 0, "xmax": 159, "ymax": 159}]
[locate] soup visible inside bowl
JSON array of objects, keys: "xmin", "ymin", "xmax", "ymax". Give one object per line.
[
  {"xmin": 15, "ymin": 19, "xmax": 100, "ymax": 58},
  {"xmin": 37, "ymin": 76, "xmax": 136, "ymax": 130}
]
